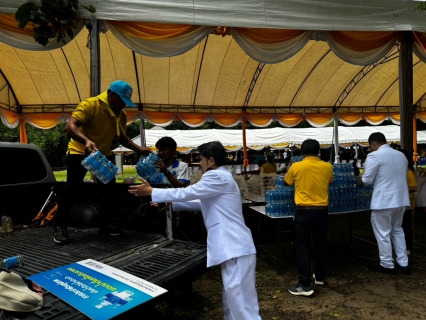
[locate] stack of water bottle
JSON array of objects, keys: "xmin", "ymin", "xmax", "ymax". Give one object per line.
[
  {"xmin": 265, "ymin": 176, "xmax": 296, "ymax": 217},
  {"xmin": 136, "ymin": 153, "xmax": 163, "ymax": 182},
  {"xmin": 328, "ymin": 163, "xmax": 372, "ymax": 213},
  {"xmin": 81, "ymin": 151, "xmax": 118, "ymax": 184}
]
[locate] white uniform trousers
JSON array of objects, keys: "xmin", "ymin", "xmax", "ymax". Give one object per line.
[
  {"xmin": 221, "ymin": 253, "xmax": 261, "ymax": 320},
  {"xmin": 371, "ymin": 207, "xmax": 408, "ymax": 269}
]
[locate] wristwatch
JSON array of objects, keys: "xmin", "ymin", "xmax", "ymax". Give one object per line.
[{"xmin": 165, "ymin": 170, "xmax": 172, "ymax": 177}]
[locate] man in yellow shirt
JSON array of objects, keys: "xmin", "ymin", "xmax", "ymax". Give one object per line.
[
  {"xmin": 53, "ymin": 80, "xmax": 151, "ymax": 245},
  {"xmin": 244, "ymin": 152, "xmax": 278, "ymax": 175},
  {"xmin": 284, "ymin": 139, "xmax": 334, "ymax": 296}
]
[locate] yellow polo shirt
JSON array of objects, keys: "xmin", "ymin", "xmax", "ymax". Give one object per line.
[
  {"xmin": 407, "ymin": 170, "xmax": 417, "ymax": 210},
  {"xmin": 285, "ymin": 157, "xmax": 334, "ymax": 206},
  {"xmin": 67, "ymin": 91, "xmax": 127, "ymax": 156},
  {"xmin": 261, "ymin": 162, "xmax": 277, "ymax": 174}
]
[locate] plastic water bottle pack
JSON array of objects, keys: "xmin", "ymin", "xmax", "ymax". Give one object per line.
[
  {"xmin": 0, "ymin": 255, "xmax": 24, "ymax": 270},
  {"xmin": 136, "ymin": 153, "xmax": 161, "ymax": 181},
  {"xmin": 265, "ymin": 186, "xmax": 295, "ymax": 217},
  {"xmin": 81, "ymin": 151, "xmax": 118, "ymax": 184}
]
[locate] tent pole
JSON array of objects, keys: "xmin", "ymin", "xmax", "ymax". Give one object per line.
[
  {"xmin": 399, "ymin": 31, "xmax": 413, "ymax": 152},
  {"xmin": 89, "ymin": 19, "xmax": 100, "ymax": 97},
  {"xmin": 242, "ymin": 114, "xmax": 248, "ymax": 168},
  {"xmin": 413, "ymin": 112, "xmax": 418, "ymax": 168},
  {"xmin": 334, "ymin": 112, "xmax": 340, "ymax": 163},
  {"xmin": 139, "ymin": 113, "xmax": 146, "ymax": 147}
]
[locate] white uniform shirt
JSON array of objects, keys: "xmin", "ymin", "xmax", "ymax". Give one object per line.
[
  {"xmin": 151, "ymin": 166, "xmax": 256, "ymax": 267},
  {"xmin": 362, "ymin": 144, "xmax": 410, "ymax": 210}
]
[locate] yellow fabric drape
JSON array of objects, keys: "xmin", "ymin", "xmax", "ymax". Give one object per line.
[
  {"xmin": 305, "ymin": 113, "xmax": 333, "ymax": 126},
  {"xmin": 19, "ymin": 115, "xmax": 27, "ymax": 143},
  {"xmin": 329, "ymin": 31, "xmax": 397, "ymax": 52},
  {"xmin": 364, "ymin": 113, "xmax": 388, "ymax": 124},
  {"xmin": 224, "ymin": 146, "xmax": 241, "ymax": 151},
  {"xmin": 275, "ymin": 113, "xmax": 304, "ymax": 126},
  {"xmin": 124, "ymin": 110, "xmax": 140, "ymax": 125},
  {"xmin": 339, "ymin": 113, "xmax": 363, "ymax": 123},
  {"xmin": 0, "ymin": 14, "xmax": 33, "ymax": 36},
  {"xmin": 233, "ymin": 28, "xmax": 306, "ymax": 44},
  {"xmin": 108, "ymin": 21, "xmax": 204, "ymax": 39}
]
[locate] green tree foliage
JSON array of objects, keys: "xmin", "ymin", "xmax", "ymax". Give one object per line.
[{"xmin": 15, "ymin": 0, "xmax": 95, "ymax": 46}]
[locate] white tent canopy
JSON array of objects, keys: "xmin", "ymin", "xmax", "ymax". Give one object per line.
[
  {"xmin": 113, "ymin": 125, "xmax": 426, "ymax": 154},
  {"xmin": 2, "ymin": 1, "xmax": 426, "ymax": 31}
]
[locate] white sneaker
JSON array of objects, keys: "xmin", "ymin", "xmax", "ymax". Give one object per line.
[{"xmin": 313, "ymin": 273, "xmax": 324, "ymax": 285}]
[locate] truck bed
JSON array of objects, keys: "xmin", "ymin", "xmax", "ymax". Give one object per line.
[{"xmin": 0, "ymin": 227, "xmax": 207, "ymax": 319}]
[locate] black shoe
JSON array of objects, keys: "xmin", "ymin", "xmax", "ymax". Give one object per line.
[
  {"xmin": 368, "ymin": 265, "xmax": 396, "ymax": 275},
  {"xmin": 53, "ymin": 226, "xmax": 70, "ymax": 244},
  {"xmin": 99, "ymin": 225, "xmax": 123, "ymax": 236},
  {"xmin": 288, "ymin": 283, "xmax": 314, "ymax": 296},
  {"xmin": 396, "ymin": 264, "xmax": 411, "ymax": 275}
]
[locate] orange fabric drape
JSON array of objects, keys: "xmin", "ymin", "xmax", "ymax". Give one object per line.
[
  {"xmin": 142, "ymin": 111, "xmax": 177, "ymax": 125},
  {"xmin": 0, "ymin": 14, "xmax": 33, "ymax": 36},
  {"xmin": 305, "ymin": 113, "xmax": 333, "ymax": 126},
  {"xmin": 108, "ymin": 21, "xmax": 203, "ymax": 39},
  {"xmin": 23, "ymin": 113, "xmax": 66, "ymax": 129},
  {"xmin": 0, "ymin": 108, "xmax": 20, "ymax": 125},
  {"xmin": 246, "ymin": 113, "xmax": 275, "ymax": 127},
  {"xmin": 388, "ymin": 113, "xmax": 400, "ymax": 123},
  {"xmin": 328, "ymin": 31, "xmax": 397, "ymax": 52},
  {"xmin": 211, "ymin": 113, "xmax": 244, "ymax": 127},
  {"xmin": 233, "ymin": 28, "xmax": 306, "ymax": 44},
  {"xmin": 364, "ymin": 113, "xmax": 388, "ymax": 124},
  {"xmin": 417, "ymin": 111, "xmax": 426, "ymax": 123},
  {"xmin": 339, "ymin": 113, "xmax": 363, "ymax": 123},
  {"xmin": 413, "ymin": 31, "xmax": 426, "ymax": 53},
  {"xmin": 275, "ymin": 113, "xmax": 304, "ymax": 126},
  {"xmin": 19, "ymin": 115, "xmax": 27, "ymax": 143},
  {"xmin": 179, "ymin": 113, "xmax": 209, "ymax": 126}
]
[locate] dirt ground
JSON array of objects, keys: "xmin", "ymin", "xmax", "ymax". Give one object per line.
[{"xmin": 147, "ymin": 209, "xmax": 426, "ymax": 319}]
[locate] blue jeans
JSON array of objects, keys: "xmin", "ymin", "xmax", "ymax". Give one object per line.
[{"xmin": 294, "ymin": 207, "xmax": 329, "ymax": 287}]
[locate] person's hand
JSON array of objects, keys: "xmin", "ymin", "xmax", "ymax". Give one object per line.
[
  {"xmin": 128, "ymin": 178, "xmax": 153, "ymax": 197},
  {"xmin": 155, "ymin": 160, "xmax": 168, "ymax": 174},
  {"xmin": 357, "ymin": 180, "xmax": 364, "ymax": 187},
  {"xmin": 139, "ymin": 147, "xmax": 152, "ymax": 156},
  {"xmin": 84, "ymin": 140, "xmax": 97, "ymax": 154}
]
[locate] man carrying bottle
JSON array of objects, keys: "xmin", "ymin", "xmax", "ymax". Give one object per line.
[
  {"xmin": 284, "ymin": 139, "xmax": 334, "ymax": 296},
  {"xmin": 53, "ymin": 80, "xmax": 151, "ymax": 245}
]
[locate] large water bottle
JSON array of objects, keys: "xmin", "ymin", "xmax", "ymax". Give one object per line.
[{"xmin": 0, "ymin": 255, "xmax": 24, "ymax": 270}]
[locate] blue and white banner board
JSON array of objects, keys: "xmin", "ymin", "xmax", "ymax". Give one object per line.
[{"xmin": 29, "ymin": 259, "xmax": 167, "ymax": 319}]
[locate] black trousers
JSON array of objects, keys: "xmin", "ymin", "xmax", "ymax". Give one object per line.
[
  {"xmin": 55, "ymin": 154, "xmax": 116, "ymax": 228},
  {"xmin": 402, "ymin": 209, "xmax": 413, "ymax": 250},
  {"xmin": 294, "ymin": 207, "xmax": 329, "ymax": 287}
]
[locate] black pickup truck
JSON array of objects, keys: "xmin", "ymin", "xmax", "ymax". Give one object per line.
[{"xmin": 0, "ymin": 142, "xmax": 207, "ymax": 319}]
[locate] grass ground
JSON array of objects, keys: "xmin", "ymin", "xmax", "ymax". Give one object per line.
[{"xmin": 53, "ymin": 166, "xmax": 140, "ymax": 183}]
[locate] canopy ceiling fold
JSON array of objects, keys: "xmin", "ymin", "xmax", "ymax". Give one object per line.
[
  {"xmin": 112, "ymin": 125, "xmax": 426, "ymax": 154},
  {"xmin": 2, "ymin": 0, "xmax": 426, "ymax": 31}
]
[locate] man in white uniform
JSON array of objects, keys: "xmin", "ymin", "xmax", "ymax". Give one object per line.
[
  {"xmin": 129, "ymin": 141, "xmax": 261, "ymax": 319},
  {"xmin": 361, "ymin": 132, "xmax": 410, "ymax": 274}
]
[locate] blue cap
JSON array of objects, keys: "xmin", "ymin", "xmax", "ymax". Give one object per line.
[{"xmin": 109, "ymin": 80, "xmax": 136, "ymax": 108}]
